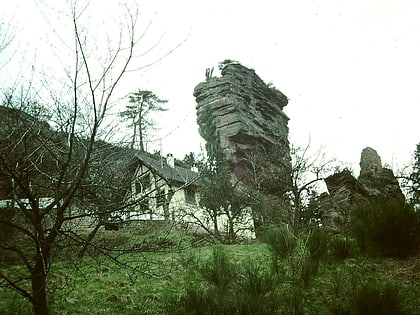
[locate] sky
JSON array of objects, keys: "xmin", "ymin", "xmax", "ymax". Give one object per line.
[{"xmin": 2, "ymin": 0, "xmax": 420, "ymax": 174}]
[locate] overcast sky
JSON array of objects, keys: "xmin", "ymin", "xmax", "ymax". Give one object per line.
[{"xmin": 2, "ymin": 0, "xmax": 420, "ymax": 173}]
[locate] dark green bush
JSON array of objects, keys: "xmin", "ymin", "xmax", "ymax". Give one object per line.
[
  {"xmin": 328, "ymin": 235, "xmax": 357, "ymax": 260},
  {"xmin": 306, "ymin": 227, "xmax": 329, "ymax": 261},
  {"xmin": 235, "ymin": 262, "xmax": 280, "ymax": 315},
  {"xmin": 263, "ymin": 225, "xmax": 297, "ymax": 259},
  {"xmin": 197, "ymin": 247, "xmax": 237, "ymax": 290},
  {"xmin": 263, "ymin": 225, "xmax": 297, "ymax": 275},
  {"xmin": 351, "ymin": 283, "xmax": 405, "ymax": 315},
  {"xmin": 351, "ymin": 198, "xmax": 419, "ymax": 258},
  {"xmin": 299, "ymin": 258, "xmax": 319, "ymax": 287},
  {"xmin": 166, "ymin": 249, "xmax": 282, "ymax": 315}
]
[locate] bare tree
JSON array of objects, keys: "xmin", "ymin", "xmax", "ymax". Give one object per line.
[
  {"xmin": 173, "ymin": 154, "xmax": 255, "ymax": 243},
  {"xmin": 397, "ymin": 142, "xmax": 420, "ymax": 206},
  {"xmin": 0, "ymin": 15, "xmax": 15, "ymax": 70},
  {"xmin": 0, "ymin": 1, "xmax": 148, "ymax": 313},
  {"xmin": 242, "ymin": 142, "xmax": 335, "ymax": 232}
]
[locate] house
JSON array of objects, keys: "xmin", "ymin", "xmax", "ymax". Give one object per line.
[
  {"xmin": 123, "ymin": 152, "xmax": 201, "ymax": 223},
  {"xmin": 123, "ymin": 152, "xmax": 256, "ymax": 239}
]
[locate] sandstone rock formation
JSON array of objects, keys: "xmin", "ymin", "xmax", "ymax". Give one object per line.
[
  {"xmin": 358, "ymin": 147, "xmax": 404, "ymax": 201},
  {"xmin": 193, "ymin": 62, "xmax": 290, "ymax": 182},
  {"xmin": 359, "ymin": 147, "xmax": 382, "ymax": 177},
  {"xmin": 322, "ymin": 147, "xmax": 405, "ymax": 227}
]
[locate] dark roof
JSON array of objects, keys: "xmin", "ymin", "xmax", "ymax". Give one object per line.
[{"xmin": 134, "ymin": 152, "xmax": 201, "ymax": 187}]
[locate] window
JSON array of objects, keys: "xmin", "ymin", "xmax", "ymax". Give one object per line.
[
  {"xmin": 134, "ymin": 174, "xmax": 151, "ymax": 194},
  {"xmin": 184, "ymin": 186, "xmax": 196, "ymax": 204},
  {"xmin": 141, "ymin": 174, "xmax": 151, "ymax": 190},
  {"xmin": 135, "ymin": 181, "xmax": 142, "ymax": 194}
]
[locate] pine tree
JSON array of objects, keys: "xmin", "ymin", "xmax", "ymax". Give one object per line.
[{"xmin": 119, "ymin": 90, "xmax": 167, "ymax": 151}]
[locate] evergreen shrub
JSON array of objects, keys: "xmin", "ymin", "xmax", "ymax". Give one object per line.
[{"xmin": 351, "ymin": 198, "xmax": 419, "ymax": 258}]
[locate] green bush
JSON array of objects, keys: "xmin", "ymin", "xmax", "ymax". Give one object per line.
[
  {"xmin": 235, "ymin": 262, "xmax": 280, "ymax": 315},
  {"xmin": 263, "ymin": 225, "xmax": 297, "ymax": 259},
  {"xmin": 197, "ymin": 247, "xmax": 237, "ymax": 290},
  {"xmin": 263, "ymin": 225, "xmax": 297, "ymax": 275},
  {"xmin": 351, "ymin": 283, "xmax": 405, "ymax": 315},
  {"xmin": 306, "ymin": 227, "xmax": 329, "ymax": 261},
  {"xmin": 328, "ymin": 236, "xmax": 358, "ymax": 260},
  {"xmin": 166, "ymin": 249, "xmax": 282, "ymax": 315},
  {"xmin": 351, "ymin": 198, "xmax": 419, "ymax": 258}
]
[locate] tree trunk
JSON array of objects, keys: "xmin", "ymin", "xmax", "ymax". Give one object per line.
[
  {"xmin": 31, "ymin": 259, "xmax": 49, "ymax": 315},
  {"xmin": 138, "ymin": 117, "xmax": 144, "ymax": 152},
  {"xmin": 163, "ymin": 188, "xmax": 174, "ymax": 222},
  {"xmin": 77, "ymin": 222, "xmax": 103, "ymax": 258},
  {"xmin": 131, "ymin": 116, "xmax": 136, "ymax": 149}
]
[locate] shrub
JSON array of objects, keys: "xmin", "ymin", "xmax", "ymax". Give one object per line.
[
  {"xmin": 299, "ymin": 258, "xmax": 320, "ymax": 287},
  {"xmin": 351, "ymin": 283, "xmax": 405, "ymax": 315},
  {"xmin": 263, "ymin": 225, "xmax": 297, "ymax": 259},
  {"xmin": 263, "ymin": 225, "xmax": 297, "ymax": 275},
  {"xmin": 166, "ymin": 286, "xmax": 218, "ymax": 315},
  {"xmin": 197, "ymin": 247, "xmax": 237, "ymax": 290},
  {"xmin": 328, "ymin": 236, "xmax": 357, "ymax": 260},
  {"xmin": 235, "ymin": 262, "xmax": 280, "ymax": 315},
  {"xmin": 306, "ymin": 227, "xmax": 329, "ymax": 261},
  {"xmin": 237, "ymin": 262, "xmax": 275, "ymax": 296},
  {"xmin": 167, "ymin": 251, "xmax": 281, "ymax": 315},
  {"xmin": 351, "ymin": 198, "xmax": 419, "ymax": 258}
]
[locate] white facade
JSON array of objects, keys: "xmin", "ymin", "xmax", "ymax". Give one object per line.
[{"xmin": 125, "ymin": 154, "xmax": 256, "ymax": 239}]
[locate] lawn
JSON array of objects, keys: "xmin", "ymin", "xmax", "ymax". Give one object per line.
[{"xmin": 0, "ymin": 230, "xmax": 419, "ymax": 314}]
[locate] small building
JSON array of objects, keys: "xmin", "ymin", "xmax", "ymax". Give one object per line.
[
  {"xmin": 123, "ymin": 152, "xmax": 255, "ymax": 239},
  {"xmin": 124, "ymin": 152, "xmax": 201, "ymax": 222}
]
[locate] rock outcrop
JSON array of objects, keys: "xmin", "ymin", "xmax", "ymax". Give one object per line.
[
  {"xmin": 322, "ymin": 147, "xmax": 405, "ymax": 227},
  {"xmin": 193, "ymin": 62, "xmax": 290, "ymax": 182},
  {"xmin": 358, "ymin": 147, "xmax": 404, "ymax": 201},
  {"xmin": 359, "ymin": 147, "xmax": 382, "ymax": 177}
]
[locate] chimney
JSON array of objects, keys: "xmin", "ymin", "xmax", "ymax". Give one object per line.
[
  {"xmin": 191, "ymin": 163, "xmax": 198, "ymax": 173},
  {"xmin": 166, "ymin": 153, "xmax": 175, "ymax": 168}
]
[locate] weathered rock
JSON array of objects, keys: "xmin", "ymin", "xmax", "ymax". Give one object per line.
[
  {"xmin": 193, "ymin": 62, "xmax": 290, "ymax": 181},
  {"xmin": 323, "ymin": 147, "xmax": 405, "ymax": 227},
  {"xmin": 359, "ymin": 147, "xmax": 382, "ymax": 177},
  {"xmin": 322, "ymin": 169, "xmax": 370, "ymax": 227},
  {"xmin": 358, "ymin": 147, "xmax": 404, "ymax": 201}
]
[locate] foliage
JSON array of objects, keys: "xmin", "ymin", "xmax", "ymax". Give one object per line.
[
  {"xmin": 197, "ymin": 247, "xmax": 237, "ymax": 290},
  {"xmin": 119, "ymin": 89, "xmax": 167, "ymax": 151},
  {"xmin": 351, "ymin": 283, "xmax": 405, "ymax": 315},
  {"xmin": 218, "ymin": 59, "xmax": 240, "ymax": 71},
  {"xmin": 351, "ymin": 197, "xmax": 419, "ymax": 258},
  {"xmin": 305, "ymin": 227, "xmax": 329, "ymax": 261},
  {"xmin": 1, "ymin": 240, "xmax": 419, "ymax": 314},
  {"xmin": 198, "ymin": 161, "xmax": 254, "ymax": 243},
  {"xmin": 328, "ymin": 235, "xmax": 358, "ymax": 260},
  {"xmin": 411, "ymin": 143, "xmax": 420, "ymax": 205},
  {"xmin": 166, "ymin": 247, "xmax": 281, "ymax": 315},
  {"xmin": 263, "ymin": 224, "xmax": 297, "ymax": 260}
]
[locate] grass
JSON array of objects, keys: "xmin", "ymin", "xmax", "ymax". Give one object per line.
[{"xmin": 0, "ymin": 235, "xmax": 419, "ymax": 314}]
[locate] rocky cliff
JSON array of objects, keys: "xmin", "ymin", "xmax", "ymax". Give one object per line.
[{"xmin": 193, "ymin": 62, "xmax": 290, "ymax": 182}]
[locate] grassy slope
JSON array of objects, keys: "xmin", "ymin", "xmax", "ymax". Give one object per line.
[{"xmin": 1, "ymin": 242, "xmax": 419, "ymax": 314}]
